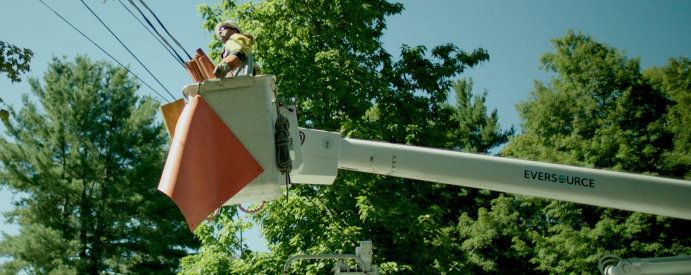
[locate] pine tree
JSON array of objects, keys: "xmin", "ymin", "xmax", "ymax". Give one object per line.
[{"xmin": 0, "ymin": 56, "xmax": 198, "ymax": 275}]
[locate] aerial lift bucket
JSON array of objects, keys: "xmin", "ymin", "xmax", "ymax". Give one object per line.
[{"xmin": 158, "ymin": 75, "xmax": 307, "ymax": 231}]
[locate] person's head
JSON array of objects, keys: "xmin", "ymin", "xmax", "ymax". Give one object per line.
[{"xmin": 215, "ymin": 20, "xmax": 242, "ymax": 43}]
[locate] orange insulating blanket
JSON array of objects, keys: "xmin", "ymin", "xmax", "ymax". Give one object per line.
[{"xmin": 158, "ymin": 95, "xmax": 263, "ymax": 232}]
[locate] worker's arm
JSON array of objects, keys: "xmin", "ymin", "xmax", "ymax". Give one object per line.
[{"xmin": 221, "ymin": 53, "xmax": 243, "ymax": 71}]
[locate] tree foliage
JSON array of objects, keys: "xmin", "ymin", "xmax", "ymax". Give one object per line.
[
  {"xmin": 499, "ymin": 30, "xmax": 691, "ymax": 274},
  {"xmin": 179, "ymin": 0, "xmax": 514, "ymax": 274},
  {"xmin": 645, "ymin": 57, "xmax": 691, "ymax": 179},
  {"xmin": 0, "ymin": 40, "xmax": 34, "ymax": 121},
  {"xmin": 0, "ymin": 56, "xmax": 198, "ymax": 275},
  {"xmin": 506, "ymin": 30, "xmax": 672, "ymax": 172},
  {"xmin": 445, "ymin": 78, "xmax": 514, "ymax": 153},
  {"xmin": 0, "ymin": 41, "xmax": 32, "ymax": 84}
]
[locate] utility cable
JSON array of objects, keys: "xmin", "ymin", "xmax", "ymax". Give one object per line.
[
  {"xmin": 37, "ymin": 0, "xmax": 170, "ymax": 103},
  {"xmin": 117, "ymin": 0, "xmax": 185, "ymax": 68},
  {"xmin": 125, "ymin": 0, "xmax": 187, "ymax": 66},
  {"xmin": 79, "ymin": 0, "xmax": 176, "ymax": 101},
  {"xmin": 137, "ymin": 0, "xmax": 193, "ymax": 60},
  {"xmin": 304, "ymin": 188, "xmax": 362, "ymax": 247}
]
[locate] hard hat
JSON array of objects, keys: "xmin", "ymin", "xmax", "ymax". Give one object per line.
[{"xmin": 215, "ymin": 20, "xmax": 243, "ymax": 41}]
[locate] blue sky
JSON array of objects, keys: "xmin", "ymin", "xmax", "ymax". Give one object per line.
[{"xmin": 1, "ymin": 0, "xmax": 690, "ymax": 253}]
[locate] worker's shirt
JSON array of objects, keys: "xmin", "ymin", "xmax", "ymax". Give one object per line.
[
  {"xmin": 223, "ymin": 33, "xmax": 254, "ymax": 76},
  {"xmin": 225, "ymin": 33, "xmax": 252, "ymax": 57}
]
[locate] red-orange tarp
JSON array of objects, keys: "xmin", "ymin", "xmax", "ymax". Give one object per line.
[{"xmin": 158, "ymin": 95, "xmax": 263, "ymax": 232}]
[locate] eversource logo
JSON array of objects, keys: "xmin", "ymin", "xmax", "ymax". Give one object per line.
[{"xmin": 523, "ymin": 168, "xmax": 596, "ymax": 189}]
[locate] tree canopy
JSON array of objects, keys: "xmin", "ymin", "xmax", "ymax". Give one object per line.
[
  {"xmin": 500, "ymin": 30, "xmax": 691, "ymax": 274},
  {"xmin": 179, "ymin": 0, "xmax": 513, "ymax": 274},
  {"xmin": 177, "ymin": 5, "xmax": 691, "ymax": 275},
  {"xmin": 505, "ymin": 30, "xmax": 672, "ymax": 173},
  {"xmin": 644, "ymin": 56, "xmax": 691, "ymax": 179},
  {"xmin": 0, "ymin": 56, "xmax": 198, "ymax": 275}
]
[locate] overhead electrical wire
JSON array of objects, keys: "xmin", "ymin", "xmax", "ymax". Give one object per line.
[
  {"xmin": 78, "ymin": 0, "xmax": 176, "ymax": 101},
  {"xmin": 37, "ymin": 0, "xmax": 171, "ymax": 103},
  {"xmin": 117, "ymin": 0, "xmax": 185, "ymax": 68},
  {"xmin": 307, "ymin": 194, "xmax": 364, "ymax": 247},
  {"xmin": 125, "ymin": 0, "xmax": 187, "ymax": 66},
  {"xmin": 136, "ymin": 0, "xmax": 193, "ymax": 61}
]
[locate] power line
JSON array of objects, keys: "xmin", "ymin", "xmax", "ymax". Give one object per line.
[
  {"xmin": 117, "ymin": 0, "xmax": 185, "ymax": 68},
  {"xmin": 37, "ymin": 0, "xmax": 171, "ymax": 103},
  {"xmin": 307, "ymin": 190, "xmax": 363, "ymax": 247},
  {"xmin": 137, "ymin": 0, "xmax": 193, "ymax": 61},
  {"xmin": 79, "ymin": 0, "xmax": 176, "ymax": 101},
  {"xmin": 125, "ymin": 0, "xmax": 187, "ymax": 66}
]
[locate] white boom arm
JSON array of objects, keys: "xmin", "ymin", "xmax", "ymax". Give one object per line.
[
  {"xmin": 599, "ymin": 255, "xmax": 691, "ymax": 275},
  {"xmin": 345, "ymin": 136, "xmax": 691, "ymax": 219},
  {"xmin": 289, "ymin": 128, "xmax": 691, "ymax": 220}
]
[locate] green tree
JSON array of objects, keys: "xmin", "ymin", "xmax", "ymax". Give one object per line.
[
  {"xmin": 0, "ymin": 41, "xmax": 32, "ymax": 84},
  {"xmin": 645, "ymin": 57, "xmax": 691, "ymax": 179},
  {"xmin": 0, "ymin": 56, "xmax": 198, "ymax": 275},
  {"xmin": 501, "ymin": 30, "xmax": 691, "ymax": 274},
  {"xmin": 0, "ymin": 40, "xmax": 33, "ymax": 121},
  {"xmin": 506, "ymin": 30, "xmax": 671, "ymax": 172},
  {"xmin": 446, "ymin": 78, "xmax": 514, "ymax": 153},
  {"xmin": 179, "ymin": 1, "xmax": 515, "ymax": 274}
]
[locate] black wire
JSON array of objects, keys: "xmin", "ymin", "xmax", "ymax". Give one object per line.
[
  {"xmin": 79, "ymin": 0, "xmax": 176, "ymax": 101},
  {"xmin": 126, "ymin": 0, "xmax": 187, "ymax": 66},
  {"xmin": 37, "ymin": 0, "xmax": 170, "ymax": 103},
  {"xmin": 308, "ymin": 191, "xmax": 362, "ymax": 246},
  {"xmin": 137, "ymin": 0, "xmax": 193, "ymax": 60},
  {"xmin": 117, "ymin": 0, "xmax": 185, "ymax": 68}
]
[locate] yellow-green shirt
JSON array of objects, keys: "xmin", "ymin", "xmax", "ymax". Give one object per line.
[{"xmin": 224, "ymin": 33, "xmax": 252, "ymax": 57}]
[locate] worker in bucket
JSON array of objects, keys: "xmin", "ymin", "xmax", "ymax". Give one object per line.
[{"xmin": 213, "ymin": 20, "xmax": 254, "ymax": 78}]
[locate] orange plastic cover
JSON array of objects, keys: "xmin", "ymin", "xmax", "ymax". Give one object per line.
[{"xmin": 158, "ymin": 95, "xmax": 264, "ymax": 232}]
